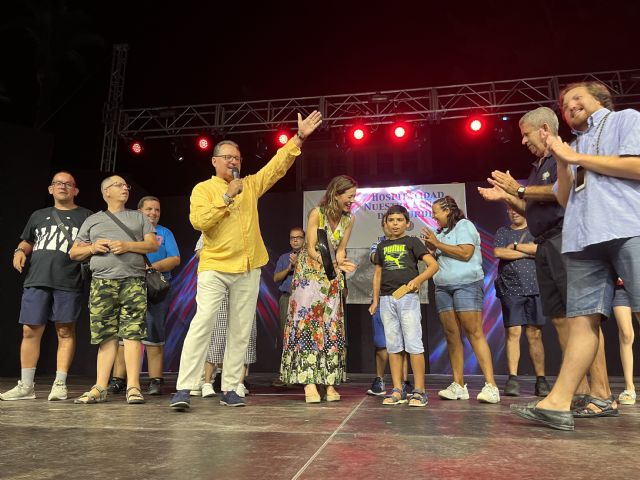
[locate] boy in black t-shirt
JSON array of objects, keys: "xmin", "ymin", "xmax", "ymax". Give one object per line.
[{"xmin": 369, "ymin": 205, "xmax": 439, "ymax": 406}]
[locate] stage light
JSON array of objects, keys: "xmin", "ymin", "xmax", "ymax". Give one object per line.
[
  {"xmin": 353, "ymin": 128, "xmax": 365, "ymax": 140},
  {"xmin": 276, "ymin": 131, "xmax": 290, "ymax": 146},
  {"xmin": 197, "ymin": 136, "xmax": 210, "ymax": 151},
  {"xmin": 467, "ymin": 117, "xmax": 484, "ymax": 133},
  {"xmin": 130, "ymin": 140, "xmax": 143, "ymax": 155},
  {"xmin": 391, "ymin": 122, "xmax": 410, "ymax": 142},
  {"xmin": 349, "ymin": 125, "xmax": 367, "ymax": 143}
]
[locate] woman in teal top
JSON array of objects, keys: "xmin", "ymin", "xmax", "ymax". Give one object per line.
[{"xmin": 422, "ymin": 196, "xmax": 500, "ymax": 404}]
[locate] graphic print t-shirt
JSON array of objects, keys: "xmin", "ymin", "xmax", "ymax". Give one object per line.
[
  {"xmin": 21, "ymin": 206, "xmax": 93, "ymax": 291},
  {"xmin": 375, "ymin": 236, "xmax": 428, "ymax": 296}
]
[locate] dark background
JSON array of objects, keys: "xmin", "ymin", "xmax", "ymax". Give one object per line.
[{"xmin": 1, "ymin": 0, "xmax": 638, "ymax": 378}]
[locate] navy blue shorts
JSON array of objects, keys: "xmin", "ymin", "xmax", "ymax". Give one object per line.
[
  {"xmin": 499, "ymin": 294, "xmax": 546, "ymax": 328},
  {"xmin": 19, "ymin": 287, "xmax": 83, "ymax": 325},
  {"xmin": 142, "ymin": 289, "xmax": 171, "ymax": 345},
  {"xmin": 371, "ymin": 306, "xmax": 386, "ymax": 349}
]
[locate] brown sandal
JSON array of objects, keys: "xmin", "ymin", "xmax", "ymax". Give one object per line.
[{"xmin": 126, "ymin": 386, "xmax": 145, "ymax": 404}]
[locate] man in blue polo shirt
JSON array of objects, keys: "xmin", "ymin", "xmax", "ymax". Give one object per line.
[
  {"xmin": 272, "ymin": 227, "xmax": 304, "ymax": 386},
  {"xmin": 512, "ymin": 81, "xmax": 640, "ymax": 430}
]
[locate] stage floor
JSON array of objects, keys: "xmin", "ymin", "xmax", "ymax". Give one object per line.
[{"xmin": 1, "ymin": 374, "xmax": 638, "ymax": 479}]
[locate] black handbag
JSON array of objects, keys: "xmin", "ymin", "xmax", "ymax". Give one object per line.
[
  {"xmin": 104, "ymin": 210, "xmax": 170, "ymax": 304},
  {"xmin": 51, "ymin": 209, "xmax": 91, "ymax": 283}
]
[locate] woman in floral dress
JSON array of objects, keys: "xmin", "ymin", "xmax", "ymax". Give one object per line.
[{"xmin": 280, "ymin": 175, "xmax": 358, "ymax": 403}]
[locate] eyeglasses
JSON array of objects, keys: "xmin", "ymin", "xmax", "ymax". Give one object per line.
[
  {"xmin": 290, "ymin": 236, "xmax": 304, "ymax": 240},
  {"xmin": 104, "ymin": 182, "xmax": 132, "ymax": 191},
  {"xmin": 51, "ymin": 181, "xmax": 76, "ymax": 189},
  {"xmin": 213, "ymin": 154, "xmax": 242, "ymax": 162}
]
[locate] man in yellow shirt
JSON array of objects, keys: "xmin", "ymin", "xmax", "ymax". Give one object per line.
[{"xmin": 171, "ymin": 111, "xmax": 322, "ymax": 409}]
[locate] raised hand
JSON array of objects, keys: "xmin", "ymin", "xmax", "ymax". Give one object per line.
[
  {"xmin": 421, "ymin": 227, "xmax": 439, "ymax": 251},
  {"xmin": 297, "ymin": 110, "xmax": 323, "ymax": 139},
  {"xmin": 541, "ymin": 128, "xmax": 579, "ymax": 165}
]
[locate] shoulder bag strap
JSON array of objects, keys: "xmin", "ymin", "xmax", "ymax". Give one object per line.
[
  {"xmin": 51, "ymin": 208, "xmax": 75, "ymax": 246},
  {"xmin": 104, "ymin": 210, "xmax": 152, "ymax": 267}
]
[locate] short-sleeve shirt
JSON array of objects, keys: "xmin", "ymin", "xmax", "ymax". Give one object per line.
[
  {"xmin": 561, "ymin": 108, "xmax": 640, "ymax": 253},
  {"xmin": 275, "ymin": 252, "xmax": 295, "ymax": 294},
  {"xmin": 21, "ymin": 206, "xmax": 93, "ymax": 291},
  {"xmin": 375, "ymin": 236, "xmax": 428, "ymax": 296},
  {"xmin": 434, "ymin": 219, "xmax": 484, "ymax": 286},
  {"xmin": 147, "ymin": 224, "xmax": 180, "ymax": 280},
  {"xmin": 370, "ymin": 235, "xmax": 387, "ymax": 264},
  {"xmin": 524, "ymin": 156, "xmax": 564, "ymax": 239},
  {"xmin": 76, "ymin": 210, "xmax": 154, "ymax": 280},
  {"xmin": 494, "ymin": 226, "xmax": 539, "ymax": 297}
]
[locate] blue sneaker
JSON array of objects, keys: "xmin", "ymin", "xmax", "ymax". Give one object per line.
[
  {"xmin": 367, "ymin": 377, "xmax": 386, "ymax": 396},
  {"xmin": 220, "ymin": 390, "xmax": 245, "ymax": 407},
  {"xmin": 402, "ymin": 380, "xmax": 414, "ymax": 398},
  {"xmin": 170, "ymin": 389, "xmax": 191, "ymax": 410}
]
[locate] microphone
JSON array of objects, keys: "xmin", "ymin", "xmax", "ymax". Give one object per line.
[{"xmin": 231, "ymin": 167, "xmax": 240, "ymax": 180}]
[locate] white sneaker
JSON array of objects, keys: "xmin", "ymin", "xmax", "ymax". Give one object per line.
[
  {"xmin": 48, "ymin": 380, "xmax": 68, "ymax": 401},
  {"xmin": 0, "ymin": 381, "xmax": 36, "ymax": 401},
  {"xmin": 619, "ymin": 389, "xmax": 637, "ymax": 405},
  {"xmin": 477, "ymin": 382, "xmax": 501, "ymax": 404},
  {"xmin": 438, "ymin": 382, "xmax": 469, "ymax": 400},
  {"xmin": 236, "ymin": 383, "xmax": 249, "ymax": 398},
  {"xmin": 201, "ymin": 383, "xmax": 216, "ymax": 398}
]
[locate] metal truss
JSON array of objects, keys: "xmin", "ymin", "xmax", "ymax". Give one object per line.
[
  {"xmin": 118, "ymin": 69, "xmax": 640, "ymax": 140},
  {"xmin": 100, "ymin": 44, "xmax": 129, "ymax": 172}
]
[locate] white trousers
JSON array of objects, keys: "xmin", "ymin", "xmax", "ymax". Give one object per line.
[{"xmin": 176, "ymin": 268, "xmax": 261, "ymax": 392}]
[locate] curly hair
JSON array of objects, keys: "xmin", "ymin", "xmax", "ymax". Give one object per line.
[
  {"xmin": 318, "ymin": 175, "xmax": 358, "ymax": 220},
  {"xmin": 433, "ymin": 196, "xmax": 466, "ymax": 233}
]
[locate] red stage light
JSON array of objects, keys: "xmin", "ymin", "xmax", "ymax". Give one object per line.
[
  {"xmin": 277, "ymin": 132, "xmax": 289, "ymax": 146},
  {"xmin": 394, "ymin": 126, "xmax": 406, "ymax": 138},
  {"xmin": 197, "ymin": 136, "xmax": 210, "ymax": 150},
  {"xmin": 468, "ymin": 118, "xmax": 484, "ymax": 132},
  {"xmin": 352, "ymin": 127, "xmax": 366, "ymax": 141},
  {"xmin": 130, "ymin": 141, "xmax": 143, "ymax": 154}
]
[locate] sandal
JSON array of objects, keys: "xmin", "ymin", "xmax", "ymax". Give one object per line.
[
  {"xmin": 570, "ymin": 394, "xmax": 591, "ymax": 410},
  {"xmin": 573, "ymin": 395, "xmax": 619, "ymax": 418},
  {"xmin": 408, "ymin": 390, "xmax": 429, "ymax": 407},
  {"xmin": 74, "ymin": 384, "xmax": 108, "ymax": 404},
  {"xmin": 382, "ymin": 387, "xmax": 407, "ymax": 406},
  {"xmin": 126, "ymin": 386, "xmax": 146, "ymax": 404}
]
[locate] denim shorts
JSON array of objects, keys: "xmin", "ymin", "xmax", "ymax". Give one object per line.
[
  {"xmin": 566, "ymin": 236, "xmax": 640, "ymax": 318},
  {"xmin": 435, "ymin": 279, "xmax": 484, "ymax": 314},
  {"xmin": 142, "ymin": 288, "xmax": 172, "ymax": 346},
  {"xmin": 612, "ymin": 286, "xmax": 631, "ymax": 309},
  {"xmin": 379, "ymin": 294, "xmax": 423, "ymax": 354},
  {"xmin": 19, "ymin": 287, "xmax": 83, "ymax": 325},
  {"xmin": 371, "ymin": 306, "xmax": 386, "ymax": 349}
]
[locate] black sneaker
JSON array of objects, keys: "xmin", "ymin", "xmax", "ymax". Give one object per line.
[
  {"xmin": 213, "ymin": 374, "xmax": 221, "ymax": 393},
  {"xmin": 107, "ymin": 377, "xmax": 126, "ymax": 394},
  {"xmin": 535, "ymin": 377, "xmax": 551, "ymax": 397},
  {"xmin": 367, "ymin": 377, "xmax": 385, "ymax": 396},
  {"xmin": 402, "ymin": 380, "xmax": 414, "ymax": 398},
  {"xmin": 148, "ymin": 378, "xmax": 164, "ymax": 396},
  {"xmin": 169, "ymin": 389, "xmax": 191, "ymax": 410},
  {"xmin": 504, "ymin": 377, "xmax": 520, "ymax": 396}
]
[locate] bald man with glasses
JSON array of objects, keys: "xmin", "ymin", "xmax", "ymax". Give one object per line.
[{"xmin": 2, "ymin": 172, "xmax": 92, "ymax": 402}]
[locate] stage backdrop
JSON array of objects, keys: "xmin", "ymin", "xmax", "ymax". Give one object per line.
[{"xmin": 303, "ymin": 184, "xmax": 467, "ymax": 304}]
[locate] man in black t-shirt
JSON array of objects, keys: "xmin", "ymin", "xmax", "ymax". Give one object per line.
[{"xmin": 1, "ymin": 172, "xmax": 92, "ymax": 402}]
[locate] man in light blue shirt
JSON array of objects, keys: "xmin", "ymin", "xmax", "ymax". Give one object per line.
[{"xmin": 512, "ymin": 82, "xmax": 640, "ymax": 431}]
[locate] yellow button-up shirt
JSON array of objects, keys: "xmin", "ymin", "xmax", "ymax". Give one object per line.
[{"xmin": 190, "ymin": 140, "xmax": 301, "ymax": 273}]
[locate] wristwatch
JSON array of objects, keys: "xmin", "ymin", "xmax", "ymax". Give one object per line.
[
  {"xmin": 516, "ymin": 186, "xmax": 526, "ymax": 199},
  {"xmin": 297, "ymin": 131, "xmax": 305, "ymax": 141},
  {"xmin": 513, "ymin": 241, "xmax": 519, "ymax": 250},
  {"xmin": 223, "ymin": 193, "xmax": 234, "ymax": 206},
  {"xmin": 13, "ymin": 247, "xmax": 25, "ymax": 255}
]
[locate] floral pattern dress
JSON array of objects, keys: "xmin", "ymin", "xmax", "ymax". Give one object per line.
[{"xmin": 280, "ymin": 207, "xmax": 351, "ymax": 385}]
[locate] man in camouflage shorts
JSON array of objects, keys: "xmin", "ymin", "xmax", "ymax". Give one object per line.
[{"xmin": 70, "ymin": 175, "xmax": 157, "ymax": 404}]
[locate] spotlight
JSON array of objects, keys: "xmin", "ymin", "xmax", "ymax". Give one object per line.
[
  {"xmin": 197, "ymin": 136, "xmax": 210, "ymax": 151},
  {"xmin": 171, "ymin": 141, "xmax": 185, "ymax": 162},
  {"xmin": 467, "ymin": 117, "xmax": 484, "ymax": 133},
  {"xmin": 349, "ymin": 125, "xmax": 367, "ymax": 143},
  {"xmin": 276, "ymin": 131, "xmax": 290, "ymax": 146},
  {"xmin": 130, "ymin": 140, "xmax": 144, "ymax": 155},
  {"xmin": 391, "ymin": 122, "xmax": 410, "ymax": 142}
]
